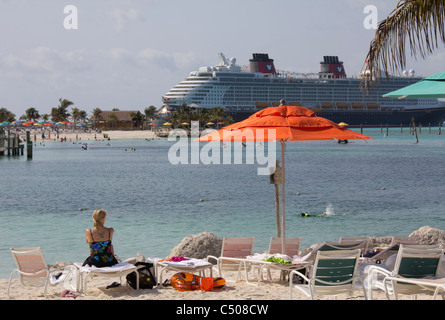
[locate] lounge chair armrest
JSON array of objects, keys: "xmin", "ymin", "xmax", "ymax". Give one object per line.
[
  {"xmin": 206, "ymin": 255, "xmax": 218, "ymax": 264},
  {"xmin": 217, "ymin": 257, "xmax": 245, "ymax": 262},
  {"xmin": 217, "ymin": 257, "xmax": 248, "ymax": 268},
  {"xmin": 16, "ymin": 268, "xmax": 49, "ymax": 277}
]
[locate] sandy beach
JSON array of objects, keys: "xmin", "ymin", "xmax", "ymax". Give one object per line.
[
  {"xmin": 0, "ymin": 270, "xmax": 395, "ymax": 301},
  {"xmin": 20, "ymin": 129, "xmax": 159, "ymax": 142},
  {"xmin": 0, "ymin": 262, "xmax": 440, "ymax": 301}
]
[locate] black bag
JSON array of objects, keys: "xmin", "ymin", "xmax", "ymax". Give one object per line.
[{"xmin": 126, "ymin": 262, "xmax": 156, "ymax": 289}]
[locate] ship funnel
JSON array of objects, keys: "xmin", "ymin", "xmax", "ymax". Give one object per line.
[
  {"xmin": 319, "ymin": 56, "xmax": 346, "ymax": 79},
  {"xmin": 249, "ymin": 53, "xmax": 277, "ymax": 74}
]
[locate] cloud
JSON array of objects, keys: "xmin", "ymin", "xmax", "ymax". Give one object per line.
[
  {"xmin": 109, "ymin": 8, "xmax": 145, "ymax": 31},
  {"xmin": 415, "ymin": 50, "xmax": 445, "ymax": 76},
  {"xmin": 138, "ymin": 49, "xmax": 179, "ymax": 71},
  {"xmin": 1, "ymin": 47, "xmax": 91, "ymax": 75},
  {"xmin": 106, "ymin": 47, "xmax": 199, "ymax": 72}
]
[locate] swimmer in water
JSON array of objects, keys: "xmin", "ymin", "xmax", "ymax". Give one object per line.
[{"xmin": 300, "ymin": 212, "xmax": 327, "ymax": 217}]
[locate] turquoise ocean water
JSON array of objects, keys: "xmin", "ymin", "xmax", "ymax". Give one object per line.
[{"xmin": 1, "ymin": 128, "xmax": 445, "ymax": 278}]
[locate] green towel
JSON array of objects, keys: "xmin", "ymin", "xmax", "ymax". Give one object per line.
[{"xmin": 263, "ymin": 257, "xmax": 291, "ymax": 264}]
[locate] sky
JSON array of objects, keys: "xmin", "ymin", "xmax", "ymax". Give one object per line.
[{"xmin": 1, "ymin": 0, "xmax": 445, "ymax": 119}]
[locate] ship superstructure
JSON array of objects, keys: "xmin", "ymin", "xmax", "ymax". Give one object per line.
[{"xmin": 162, "ymin": 53, "xmax": 445, "ymax": 125}]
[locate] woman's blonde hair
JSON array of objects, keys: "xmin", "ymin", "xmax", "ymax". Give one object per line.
[{"xmin": 92, "ymin": 209, "xmax": 107, "ymax": 229}]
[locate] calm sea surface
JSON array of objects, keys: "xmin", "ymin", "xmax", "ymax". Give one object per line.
[{"xmin": 1, "ymin": 128, "xmax": 445, "ymax": 277}]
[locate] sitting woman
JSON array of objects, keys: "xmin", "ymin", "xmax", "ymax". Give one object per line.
[{"xmin": 82, "ymin": 209, "xmax": 119, "ymax": 267}]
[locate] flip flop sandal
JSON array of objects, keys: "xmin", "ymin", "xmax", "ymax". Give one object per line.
[{"xmin": 106, "ymin": 282, "xmax": 121, "ymax": 289}]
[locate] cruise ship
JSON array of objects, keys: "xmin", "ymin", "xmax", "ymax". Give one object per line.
[{"xmin": 162, "ymin": 53, "xmax": 445, "ymax": 126}]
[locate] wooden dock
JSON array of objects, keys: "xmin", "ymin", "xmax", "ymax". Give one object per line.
[{"xmin": 0, "ymin": 130, "xmax": 28, "ymax": 157}]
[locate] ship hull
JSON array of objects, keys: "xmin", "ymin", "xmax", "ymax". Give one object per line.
[{"xmin": 227, "ymin": 107, "xmax": 445, "ymax": 127}]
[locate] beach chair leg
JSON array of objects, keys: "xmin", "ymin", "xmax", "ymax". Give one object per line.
[
  {"xmin": 43, "ymin": 276, "xmax": 50, "ymax": 298},
  {"xmin": 82, "ymin": 273, "xmax": 90, "ymax": 295},
  {"xmin": 7, "ymin": 270, "xmax": 17, "ymax": 298}
]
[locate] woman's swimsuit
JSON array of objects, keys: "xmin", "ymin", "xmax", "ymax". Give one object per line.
[{"xmin": 82, "ymin": 228, "xmax": 118, "ymax": 267}]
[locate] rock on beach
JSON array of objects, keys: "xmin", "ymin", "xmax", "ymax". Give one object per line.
[
  {"xmin": 167, "ymin": 232, "xmax": 223, "ymax": 260},
  {"xmin": 409, "ymin": 226, "xmax": 445, "ymax": 247}
]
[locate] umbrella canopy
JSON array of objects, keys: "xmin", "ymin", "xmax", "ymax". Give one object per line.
[
  {"xmin": 198, "ymin": 105, "xmax": 372, "ymax": 254},
  {"xmin": 383, "ymin": 72, "xmax": 445, "ymax": 99},
  {"xmin": 0, "ymin": 121, "xmax": 11, "ymax": 126},
  {"xmin": 199, "ymin": 106, "xmax": 370, "ymax": 142}
]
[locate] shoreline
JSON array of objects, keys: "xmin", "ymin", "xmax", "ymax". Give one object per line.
[
  {"xmin": 14, "ymin": 129, "xmax": 159, "ymax": 142},
  {"xmin": 0, "ymin": 271, "xmax": 421, "ymax": 301}
]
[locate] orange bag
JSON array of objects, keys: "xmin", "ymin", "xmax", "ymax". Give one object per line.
[{"xmin": 170, "ymin": 272, "xmax": 225, "ymax": 291}]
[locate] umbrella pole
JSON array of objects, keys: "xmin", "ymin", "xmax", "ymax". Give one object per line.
[
  {"xmin": 274, "ymin": 160, "xmax": 281, "ymax": 238},
  {"xmin": 281, "ymin": 141, "xmax": 286, "ymax": 255}
]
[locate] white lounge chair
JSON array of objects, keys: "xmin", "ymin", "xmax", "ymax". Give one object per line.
[
  {"xmin": 339, "ymin": 237, "xmax": 369, "ymax": 252},
  {"xmin": 261, "ymin": 237, "xmax": 302, "ymax": 281},
  {"xmin": 303, "ymin": 240, "xmax": 368, "ymax": 262},
  {"xmin": 207, "ymin": 237, "xmax": 254, "ymax": 284},
  {"xmin": 289, "ymin": 249, "xmax": 366, "ymax": 300},
  {"xmin": 8, "ymin": 247, "xmax": 76, "ymax": 298},
  {"xmin": 74, "ymin": 262, "xmax": 139, "ymax": 294},
  {"xmin": 391, "ymin": 237, "xmax": 419, "ymax": 245},
  {"xmin": 268, "ymin": 237, "xmax": 302, "ymax": 257},
  {"xmin": 367, "ymin": 244, "xmax": 444, "ymax": 300},
  {"xmin": 365, "ymin": 237, "xmax": 420, "ymax": 264}
]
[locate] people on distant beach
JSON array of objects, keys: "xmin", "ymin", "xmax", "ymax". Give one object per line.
[{"xmin": 82, "ymin": 209, "xmax": 119, "ymax": 268}]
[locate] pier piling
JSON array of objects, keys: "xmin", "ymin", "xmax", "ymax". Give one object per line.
[{"xmin": 26, "ymin": 131, "xmax": 32, "ymax": 159}]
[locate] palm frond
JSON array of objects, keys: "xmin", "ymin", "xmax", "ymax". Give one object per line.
[{"xmin": 361, "ymin": 0, "xmax": 445, "ymax": 92}]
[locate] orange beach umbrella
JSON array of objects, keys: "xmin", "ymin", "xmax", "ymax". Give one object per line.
[{"xmin": 198, "ymin": 105, "xmax": 372, "ymax": 254}]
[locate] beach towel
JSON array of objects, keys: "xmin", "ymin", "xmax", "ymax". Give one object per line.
[
  {"xmin": 79, "ymin": 262, "xmax": 136, "ymax": 273},
  {"xmin": 155, "ymin": 258, "xmax": 211, "ymax": 267}
]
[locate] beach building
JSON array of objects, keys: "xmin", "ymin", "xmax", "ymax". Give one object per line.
[{"xmin": 90, "ymin": 110, "xmax": 144, "ymax": 130}]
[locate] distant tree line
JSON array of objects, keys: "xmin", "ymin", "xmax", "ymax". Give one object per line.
[
  {"xmin": 0, "ymin": 98, "xmax": 161, "ymax": 127},
  {"xmin": 167, "ymin": 104, "xmax": 233, "ymax": 128}
]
